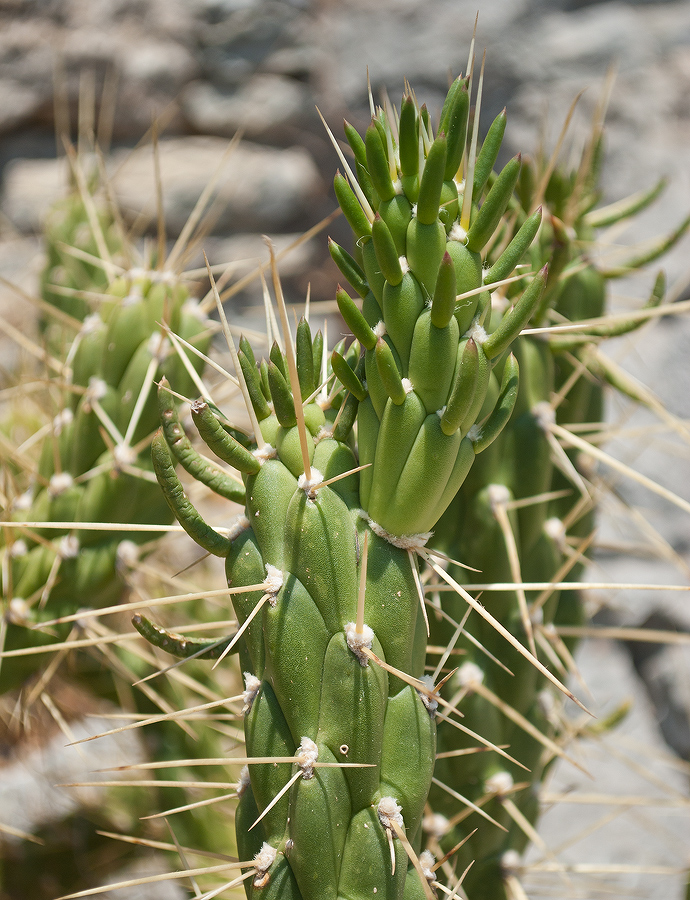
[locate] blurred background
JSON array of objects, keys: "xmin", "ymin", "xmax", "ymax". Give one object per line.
[{"xmin": 1, "ymin": 0, "xmax": 690, "ymax": 897}]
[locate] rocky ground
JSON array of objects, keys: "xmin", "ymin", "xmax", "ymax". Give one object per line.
[{"xmin": 1, "ymin": 0, "xmax": 690, "ymax": 897}]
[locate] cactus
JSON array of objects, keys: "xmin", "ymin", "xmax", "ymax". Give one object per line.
[
  {"xmin": 0, "ymin": 262, "xmax": 211, "ymax": 692},
  {"xmin": 0, "ymin": 134, "xmax": 242, "ymax": 897},
  {"xmin": 420, "ymin": 88, "xmax": 690, "ymax": 898},
  {"xmin": 132, "ymin": 69, "xmax": 602, "ymax": 900},
  {"xmin": 3, "ymin": 51, "xmax": 687, "ymax": 900}
]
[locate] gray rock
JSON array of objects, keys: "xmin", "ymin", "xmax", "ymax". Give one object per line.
[
  {"xmin": 96, "ymin": 859, "xmax": 187, "ymax": 900},
  {"xmin": 0, "ymin": 711, "xmax": 146, "ymax": 840},
  {"xmin": 526, "ymin": 639, "xmax": 690, "ymax": 899},
  {"xmin": 1, "ymin": 137, "xmax": 323, "ymax": 236},
  {"xmin": 182, "ymin": 73, "xmax": 309, "ymax": 138},
  {"xmin": 0, "ymin": 234, "xmax": 42, "ymax": 370},
  {"xmin": 0, "ymin": 79, "xmax": 44, "ymax": 135},
  {"xmin": 110, "ymin": 136, "xmax": 322, "ymax": 235}
]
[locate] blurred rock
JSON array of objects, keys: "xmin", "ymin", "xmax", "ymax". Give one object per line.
[
  {"xmin": 182, "ymin": 73, "xmax": 309, "ymax": 138},
  {"xmin": 0, "ymin": 234, "xmax": 43, "ymax": 370},
  {"xmin": 527, "ymin": 639, "xmax": 690, "ymax": 899},
  {"xmin": 110, "ymin": 137, "xmax": 322, "ymax": 234},
  {"xmin": 0, "ymin": 709, "xmax": 145, "ymax": 840},
  {"xmin": 1, "ymin": 137, "xmax": 323, "ymax": 236},
  {"xmin": 97, "ymin": 859, "xmax": 186, "ymax": 900},
  {"xmin": 0, "ymin": 80, "xmax": 44, "ymax": 136}
]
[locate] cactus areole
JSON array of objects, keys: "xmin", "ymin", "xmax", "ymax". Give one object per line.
[{"xmin": 149, "ymin": 75, "xmax": 547, "ymax": 900}]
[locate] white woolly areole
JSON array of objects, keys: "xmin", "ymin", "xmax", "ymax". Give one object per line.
[
  {"xmin": 544, "ymin": 516, "xmax": 566, "ymax": 551},
  {"xmin": 345, "ymin": 621, "xmax": 374, "ymax": 666},
  {"xmin": 378, "ymin": 796, "xmax": 403, "ymax": 831},
  {"xmin": 538, "ymin": 688, "xmax": 556, "ymax": 717},
  {"xmin": 501, "ymin": 850, "xmax": 521, "ymax": 878},
  {"xmin": 242, "ymin": 673, "xmax": 261, "ymax": 714},
  {"xmin": 296, "ymin": 736, "xmax": 319, "ymax": 779},
  {"xmin": 456, "ymin": 661, "xmax": 484, "ymax": 690},
  {"xmin": 466, "ymin": 321, "xmax": 487, "ymax": 344},
  {"xmin": 401, "ymin": 377, "xmax": 414, "ymax": 395},
  {"xmin": 533, "ymin": 400, "xmax": 555, "ymax": 430},
  {"xmin": 253, "ymin": 842, "xmax": 277, "ymax": 883},
  {"xmin": 114, "ymin": 443, "xmax": 137, "ymax": 467},
  {"xmin": 58, "ymin": 535, "xmax": 79, "ymax": 559},
  {"xmin": 53, "ymin": 408, "xmax": 73, "ymax": 434},
  {"xmin": 419, "ymin": 850, "xmax": 436, "ymax": 881},
  {"xmin": 487, "ymin": 483, "xmax": 511, "ymax": 511},
  {"xmin": 49, "ymin": 472, "xmax": 74, "ymax": 497},
  {"xmin": 264, "ymin": 563, "xmax": 283, "ymax": 606},
  {"xmin": 530, "ymin": 605, "xmax": 544, "ymax": 626},
  {"xmin": 123, "ymin": 287, "xmax": 144, "ymax": 306},
  {"xmin": 253, "ymin": 443, "xmax": 276, "ymax": 462},
  {"xmin": 486, "ymin": 770, "xmax": 513, "ymax": 797},
  {"xmin": 116, "ymin": 540, "xmax": 140, "ymax": 568},
  {"xmin": 148, "ymin": 330, "xmax": 172, "ymax": 362},
  {"xmin": 12, "ymin": 489, "xmax": 32, "ymax": 512},
  {"xmin": 373, "ymin": 320, "xmax": 387, "ymax": 338},
  {"xmin": 236, "ymin": 765, "xmax": 251, "ymax": 797},
  {"xmin": 81, "ymin": 313, "xmax": 103, "ymax": 335},
  {"xmin": 423, "ymin": 812, "xmax": 450, "ymax": 839},
  {"xmin": 7, "ymin": 597, "xmax": 30, "ymax": 626},
  {"xmin": 449, "ymin": 221, "xmax": 468, "ymax": 244},
  {"xmin": 418, "ymin": 675, "xmax": 438, "ymax": 716},
  {"xmin": 227, "ymin": 515, "xmax": 251, "ymax": 542},
  {"xmin": 467, "ymin": 424, "xmax": 482, "ymax": 443},
  {"xmin": 399, "ymin": 255, "xmax": 410, "ymax": 275},
  {"xmin": 362, "ymin": 512, "xmax": 432, "ymax": 551},
  {"xmin": 10, "ymin": 539, "xmax": 27, "ymax": 558},
  {"xmin": 182, "ymin": 297, "xmax": 205, "ymax": 320},
  {"xmin": 86, "ymin": 376, "xmax": 107, "ymax": 402},
  {"xmin": 298, "ymin": 467, "xmax": 324, "ymax": 499}
]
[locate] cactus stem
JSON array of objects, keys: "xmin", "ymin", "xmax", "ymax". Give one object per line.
[
  {"xmin": 204, "ymin": 253, "xmax": 265, "ymax": 449},
  {"xmin": 421, "ymin": 551, "xmax": 592, "ymax": 714},
  {"xmin": 531, "ymin": 530, "xmax": 596, "ymax": 619}
]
